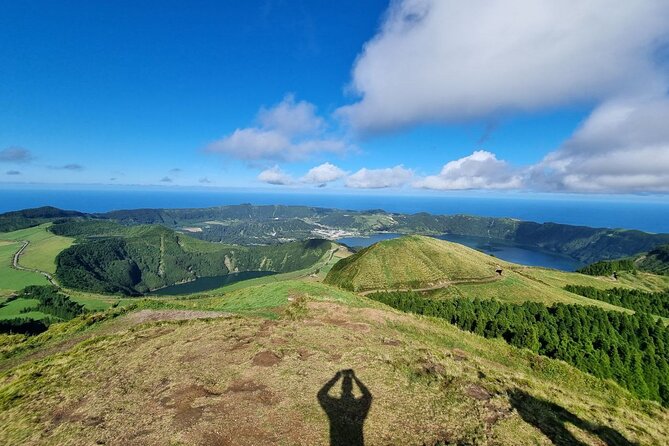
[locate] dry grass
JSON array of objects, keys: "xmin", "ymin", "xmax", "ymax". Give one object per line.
[{"xmin": 0, "ymin": 281, "xmax": 667, "ymax": 445}]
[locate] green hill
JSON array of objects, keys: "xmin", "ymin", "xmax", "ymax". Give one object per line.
[
  {"xmin": 578, "ymin": 244, "xmax": 669, "ymax": 277},
  {"xmin": 325, "ymin": 235, "xmax": 512, "ymax": 292},
  {"xmin": 6, "ymin": 205, "xmax": 669, "ymax": 264},
  {"xmin": 0, "ymin": 207, "xmax": 85, "ymax": 232},
  {"xmin": 54, "ymin": 223, "xmax": 333, "ymax": 295},
  {"xmin": 636, "ymin": 245, "xmax": 669, "ymax": 275},
  {"xmin": 324, "ymin": 235, "xmax": 669, "ymax": 314},
  {"xmin": 1, "ymin": 280, "xmax": 667, "ymax": 445}
]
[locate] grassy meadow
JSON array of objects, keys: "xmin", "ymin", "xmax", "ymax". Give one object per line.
[
  {"xmin": 1, "ymin": 280, "xmax": 667, "ymax": 445},
  {"xmin": 0, "ymin": 224, "xmax": 74, "ymax": 297}
]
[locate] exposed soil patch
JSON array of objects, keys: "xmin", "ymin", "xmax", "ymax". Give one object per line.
[
  {"xmin": 229, "ymin": 336, "xmax": 253, "ymax": 351},
  {"xmin": 256, "ymin": 319, "xmax": 277, "ymax": 336},
  {"xmin": 297, "ymin": 348, "xmax": 314, "ymax": 360},
  {"xmin": 160, "ymin": 384, "xmax": 221, "ymax": 429},
  {"xmin": 125, "ymin": 310, "xmax": 228, "ymax": 324},
  {"xmin": 466, "ymin": 384, "xmax": 492, "ymax": 401},
  {"xmin": 252, "ymin": 350, "xmax": 281, "ymax": 367},
  {"xmin": 225, "ymin": 379, "xmax": 279, "ymax": 406},
  {"xmin": 421, "ymin": 360, "xmax": 447, "ymax": 377},
  {"xmin": 451, "ymin": 348, "xmax": 469, "ymax": 361}
]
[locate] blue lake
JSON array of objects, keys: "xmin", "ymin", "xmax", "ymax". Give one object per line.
[
  {"xmin": 337, "ymin": 233, "xmax": 584, "ymax": 271},
  {"xmin": 148, "ymin": 271, "xmax": 275, "ymax": 296}
]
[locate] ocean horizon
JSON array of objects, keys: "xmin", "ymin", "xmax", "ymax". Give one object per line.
[{"xmin": 2, "ymin": 187, "xmax": 669, "ymax": 234}]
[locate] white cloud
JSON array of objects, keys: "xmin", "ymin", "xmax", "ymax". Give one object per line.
[
  {"xmin": 416, "ymin": 150, "xmax": 522, "ymax": 190},
  {"xmin": 258, "ymin": 166, "xmax": 295, "ymax": 185},
  {"xmin": 301, "ymin": 162, "xmax": 346, "ymax": 184},
  {"xmin": 208, "ymin": 95, "xmax": 350, "ymax": 162},
  {"xmin": 257, "ymin": 94, "xmax": 324, "ymax": 136},
  {"xmin": 345, "ymin": 165, "xmax": 413, "ymax": 189},
  {"xmin": 338, "ymin": 0, "xmax": 669, "ymax": 132},
  {"xmin": 530, "ymin": 98, "xmax": 669, "ymax": 193}
]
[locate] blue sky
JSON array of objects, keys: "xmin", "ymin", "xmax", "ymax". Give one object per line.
[{"xmin": 2, "ymin": 1, "xmax": 669, "ymax": 195}]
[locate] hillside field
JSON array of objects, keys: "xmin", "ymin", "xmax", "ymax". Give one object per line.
[
  {"xmin": 1, "ymin": 280, "xmax": 667, "ymax": 445},
  {"xmin": 0, "ymin": 224, "xmax": 74, "ymax": 298}
]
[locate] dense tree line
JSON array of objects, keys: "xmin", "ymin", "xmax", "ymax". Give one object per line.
[
  {"xmin": 0, "ymin": 286, "xmax": 85, "ymax": 335},
  {"xmin": 19, "ymin": 286, "xmax": 87, "ymax": 320},
  {"xmin": 369, "ymin": 291, "xmax": 669, "ymax": 406},
  {"xmin": 0, "ymin": 317, "xmax": 49, "ymax": 335},
  {"xmin": 565, "ymin": 285, "xmax": 669, "ymax": 318},
  {"xmin": 577, "ymin": 259, "xmax": 636, "ymax": 276}
]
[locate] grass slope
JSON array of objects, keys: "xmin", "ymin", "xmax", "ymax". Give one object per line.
[
  {"xmin": 1, "ymin": 224, "xmax": 74, "ymax": 274},
  {"xmin": 0, "ymin": 243, "xmax": 48, "ymax": 296},
  {"xmin": 326, "ymin": 235, "xmax": 508, "ymax": 292},
  {"xmin": 325, "ymin": 235, "xmax": 669, "ymax": 318},
  {"xmin": 0, "ymin": 225, "xmax": 74, "ymax": 297},
  {"xmin": 0, "ymin": 281, "xmax": 667, "ymax": 445}
]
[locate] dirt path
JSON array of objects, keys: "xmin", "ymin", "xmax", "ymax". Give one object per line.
[
  {"xmin": 358, "ymin": 275, "xmax": 501, "ymax": 296},
  {"xmin": 11, "ymin": 240, "xmax": 60, "ymax": 287}
]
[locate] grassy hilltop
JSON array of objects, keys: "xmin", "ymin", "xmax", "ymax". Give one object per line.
[
  {"xmin": 325, "ymin": 235, "xmax": 507, "ymax": 292},
  {"xmin": 1, "ymin": 280, "xmax": 668, "ymax": 445},
  {"xmin": 325, "ymin": 235, "xmax": 669, "ymax": 308}
]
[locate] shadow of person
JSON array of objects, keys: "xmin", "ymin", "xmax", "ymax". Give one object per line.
[
  {"xmin": 509, "ymin": 389, "xmax": 637, "ymax": 446},
  {"xmin": 318, "ymin": 369, "xmax": 372, "ymax": 446}
]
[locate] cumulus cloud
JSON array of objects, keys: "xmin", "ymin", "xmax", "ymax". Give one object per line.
[
  {"xmin": 160, "ymin": 176, "xmax": 173, "ymax": 183},
  {"xmin": 258, "ymin": 166, "xmax": 295, "ymax": 185},
  {"xmin": 0, "ymin": 147, "xmax": 33, "ymax": 163},
  {"xmin": 338, "ymin": 0, "xmax": 669, "ymax": 132},
  {"xmin": 208, "ymin": 95, "xmax": 350, "ymax": 162},
  {"xmin": 530, "ymin": 98, "xmax": 669, "ymax": 193},
  {"xmin": 199, "ymin": 177, "xmax": 212, "ymax": 184},
  {"xmin": 345, "ymin": 165, "xmax": 413, "ymax": 189},
  {"xmin": 301, "ymin": 162, "xmax": 346, "ymax": 184},
  {"xmin": 6, "ymin": 170, "xmax": 21, "ymax": 175},
  {"xmin": 169, "ymin": 168, "xmax": 183, "ymax": 174},
  {"xmin": 416, "ymin": 150, "xmax": 522, "ymax": 190}
]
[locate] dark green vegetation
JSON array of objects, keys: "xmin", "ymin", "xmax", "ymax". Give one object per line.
[
  {"xmin": 565, "ymin": 285, "xmax": 669, "ymax": 318},
  {"xmin": 52, "ymin": 220, "xmax": 332, "ymax": 295},
  {"xmin": 637, "ymin": 245, "xmax": 669, "ymax": 275},
  {"xmin": 0, "ymin": 286, "xmax": 86, "ymax": 334},
  {"xmin": 95, "ymin": 205, "xmax": 669, "ymax": 263},
  {"xmin": 4, "ymin": 205, "xmax": 669, "ymax": 265},
  {"xmin": 0, "ymin": 206, "xmax": 84, "ymax": 232},
  {"xmin": 578, "ymin": 259, "xmax": 637, "ymax": 276},
  {"xmin": 578, "ymin": 244, "xmax": 669, "ymax": 277},
  {"xmin": 370, "ymin": 291, "xmax": 669, "ymax": 406}
]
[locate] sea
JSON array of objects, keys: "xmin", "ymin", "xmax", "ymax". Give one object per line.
[{"xmin": 1, "ymin": 187, "xmax": 668, "ymax": 233}]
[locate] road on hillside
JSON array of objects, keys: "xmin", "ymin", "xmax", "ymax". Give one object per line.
[
  {"xmin": 358, "ymin": 275, "xmax": 502, "ymax": 296},
  {"xmin": 11, "ymin": 240, "xmax": 60, "ymax": 287}
]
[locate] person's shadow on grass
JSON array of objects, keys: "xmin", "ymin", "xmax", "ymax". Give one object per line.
[
  {"xmin": 318, "ymin": 369, "xmax": 372, "ymax": 446},
  {"xmin": 509, "ymin": 389, "xmax": 637, "ymax": 446}
]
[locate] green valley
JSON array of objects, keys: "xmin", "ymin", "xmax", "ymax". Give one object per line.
[{"xmin": 1, "ymin": 207, "xmax": 669, "ymax": 445}]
